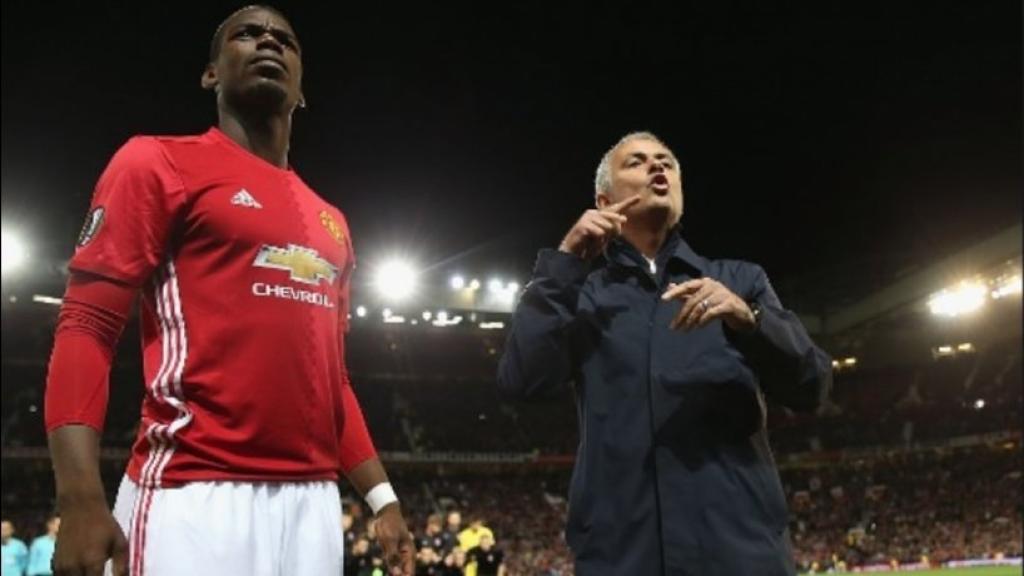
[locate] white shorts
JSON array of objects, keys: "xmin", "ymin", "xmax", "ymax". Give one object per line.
[{"xmin": 106, "ymin": 475, "xmax": 344, "ymax": 576}]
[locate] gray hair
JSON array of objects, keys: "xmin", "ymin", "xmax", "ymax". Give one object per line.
[{"xmin": 593, "ymin": 131, "xmax": 671, "ymax": 197}]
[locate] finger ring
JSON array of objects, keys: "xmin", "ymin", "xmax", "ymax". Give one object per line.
[{"xmin": 701, "ymin": 299, "xmax": 710, "ymax": 312}]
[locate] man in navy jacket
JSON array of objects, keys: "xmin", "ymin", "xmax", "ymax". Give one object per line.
[{"xmin": 498, "ymin": 132, "xmax": 832, "ymax": 575}]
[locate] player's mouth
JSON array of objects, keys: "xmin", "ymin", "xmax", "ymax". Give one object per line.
[{"xmin": 649, "ymin": 173, "xmax": 670, "ymax": 195}]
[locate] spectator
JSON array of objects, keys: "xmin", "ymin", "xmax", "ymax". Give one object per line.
[
  {"xmin": 419, "ymin": 514, "xmax": 454, "ymax": 554},
  {"xmin": 466, "ymin": 534, "xmax": 505, "ymax": 576}
]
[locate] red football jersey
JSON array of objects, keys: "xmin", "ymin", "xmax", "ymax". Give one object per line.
[{"xmin": 70, "ymin": 128, "xmax": 363, "ymax": 486}]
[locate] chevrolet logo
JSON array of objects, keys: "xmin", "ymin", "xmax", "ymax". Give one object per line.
[{"xmin": 253, "ymin": 244, "xmax": 339, "ymax": 285}]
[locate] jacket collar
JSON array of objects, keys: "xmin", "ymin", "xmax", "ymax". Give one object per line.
[{"xmin": 605, "ymin": 225, "xmax": 706, "ymax": 276}]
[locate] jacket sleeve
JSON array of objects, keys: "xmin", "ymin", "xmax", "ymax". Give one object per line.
[
  {"xmin": 497, "ymin": 249, "xmax": 589, "ymax": 400},
  {"xmin": 728, "ymin": 264, "xmax": 832, "ymax": 412}
]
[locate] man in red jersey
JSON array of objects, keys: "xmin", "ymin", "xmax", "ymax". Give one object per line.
[{"xmin": 44, "ymin": 6, "xmax": 414, "ymax": 576}]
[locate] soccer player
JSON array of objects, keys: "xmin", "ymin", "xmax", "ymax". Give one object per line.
[
  {"xmin": 1, "ymin": 520, "xmax": 28, "ymax": 576},
  {"xmin": 44, "ymin": 6, "xmax": 413, "ymax": 575},
  {"xmin": 26, "ymin": 516, "xmax": 59, "ymax": 576}
]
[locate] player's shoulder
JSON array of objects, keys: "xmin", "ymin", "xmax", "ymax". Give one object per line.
[{"xmin": 105, "ymin": 133, "xmax": 199, "ymax": 176}]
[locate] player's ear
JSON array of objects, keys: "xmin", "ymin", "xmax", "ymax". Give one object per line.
[
  {"xmin": 595, "ymin": 192, "xmax": 611, "ymax": 209},
  {"xmin": 201, "ymin": 63, "xmax": 219, "ymax": 92}
]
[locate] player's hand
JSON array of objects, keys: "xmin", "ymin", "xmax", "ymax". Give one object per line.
[
  {"xmin": 374, "ymin": 503, "xmax": 415, "ymax": 576},
  {"xmin": 52, "ymin": 498, "xmax": 129, "ymax": 576},
  {"xmin": 558, "ymin": 195, "xmax": 641, "ymax": 260},
  {"xmin": 661, "ymin": 278, "xmax": 755, "ymax": 332}
]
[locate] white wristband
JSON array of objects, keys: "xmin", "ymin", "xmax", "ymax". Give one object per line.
[{"xmin": 365, "ymin": 482, "xmax": 399, "ymax": 515}]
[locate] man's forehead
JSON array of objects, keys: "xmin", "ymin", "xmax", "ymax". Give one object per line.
[{"xmin": 227, "ymin": 9, "xmax": 296, "ymax": 35}]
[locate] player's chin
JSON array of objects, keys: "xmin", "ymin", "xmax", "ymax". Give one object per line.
[{"xmin": 237, "ymin": 81, "xmax": 292, "ymax": 112}]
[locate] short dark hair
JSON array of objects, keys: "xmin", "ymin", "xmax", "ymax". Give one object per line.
[{"xmin": 209, "ymin": 5, "xmax": 290, "ymax": 62}]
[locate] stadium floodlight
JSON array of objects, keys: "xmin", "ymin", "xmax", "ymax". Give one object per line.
[
  {"xmin": 436, "ymin": 311, "xmax": 449, "ymax": 323},
  {"xmin": 974, "ymin": 398, "xmax": 986, "ymax": 410},
  {"xmin": 422, "ymin": 311, "xmax": 432, "ymax": 321},
  {"xmin": 32, "ymin": 295, "xmax": 63, "ymax": 306},
  {"xmin": 450, "ymin": 275, "xmax": 466, "ymax": 290},
  {"xmin": 507, "ymin": 281, "xmax": 521, "ymax": 293},
  {"xmin": 355, "ymin": 305, "xmax": 367, "ymax": 318},
  {"xmin": 373, "ymin": 259, "xmax": 418, "ymax": 302},
  {"xmin": 469, "ymin": 279, "xmax": 481, "ymax": 291},
  {"xmin": 957, "ymin": 342, "xmax": 974, "ymax": 353},
  {"xmin": 991, "ymin": 274, "xmax": 1022, "ymax": 299},
  {"xmin": 487, "ymin": 278, "xmax": 504, "ymax": 294},
  {"xmin": 927, "ymin": 281, "xmax": 986, "ymax": 317},
  {"xmin": 1, "ymin": 229, "xmax": 29, "ymax": 277}
]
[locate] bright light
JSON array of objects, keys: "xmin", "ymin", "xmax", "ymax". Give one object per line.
[
  {"xmin": 937, "ymin": 345, "xmax": 953, "ymax": 354},
  {"xmin": 928, "ymin": 281, "xmax": 987, "ymax": 317},
  {"xmin": 974, "ymin": 398, "xmax": 986, "ymax": 410},
  {"xmin": 373, "ymin": 259, "xmax": 418, "ymax": 302},
  {"xmin": 432, "ymin": 314, "xmax": 462, "ymax": 327},
  {"xmin": 957, "ymin": 342, "xmax": 974, "ymax": 352},
  {"xmin": 355, "ymin": 305, "xmax": 367, "ymax": 318},
  {"xmin": 507, "ymin": 282, "xmax": 520, "ymax": 293},
  {"xmin": 469, "ymin": 279, "xmax": 481, "ymax": 291},
  {"xmin": 843, "ymin": 357, "xmax": 857, "ymax": 366},
  {"xmin": 479, "ymin": 321, "xmax": 505, "ymax": 330},
  {"xmin": 831, "ymin": 360, "xmax": 840, "ymax": 369},
  {"xmin": 487, "ymin": 278, "xmax": 504, "ymax": 294},
  {"xmin": 422, "ymin": 311, "xmax": 433, "ymax": 321},
  {"xmin": 992, "ymin": 274, "xmax": 1022, "ymax": 299},
  {"xmin": 1, "ymin": 229, "xmax": 29, "ymax": 276},
  {"xmin": 450, "ymin": 275, "xmax": 466, "ymax": 290},
  {"xmin": 382, "ymin": 308, "xmax": 392, "ymax": 319},
  {"xmin": 31, "ymin": 295, "xmax": 62, "ymax": 306},
  {"xmin": 383, "ymin": 315, "xmax": 406, "ymax": 324}
]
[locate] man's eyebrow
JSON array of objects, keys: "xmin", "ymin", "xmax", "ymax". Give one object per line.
[{"xmin": 230, "ymin": 21, "xmax": 301, "ymax": 44}]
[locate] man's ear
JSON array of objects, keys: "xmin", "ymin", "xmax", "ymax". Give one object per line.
[
  {"xmin": 595, "ymin": 192, "xmax": 611, "ymax": 209},
  {"xmin": 200, "ymin": 63, "xmax": 218, "ymax": 92}
]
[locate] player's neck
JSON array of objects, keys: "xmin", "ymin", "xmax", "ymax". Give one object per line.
[{"xmin": 218, "ymin": 112, "xmax": 291, "ymax": 169}]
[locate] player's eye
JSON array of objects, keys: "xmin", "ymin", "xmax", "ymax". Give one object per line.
[{"xmin": 273, "ymin": 32, "xmax": 298, "ymax": 50}]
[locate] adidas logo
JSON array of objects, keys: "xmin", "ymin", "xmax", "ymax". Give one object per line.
[{"xmin": 230, "ymin": 189, "xmax": 263, "ymax": 209}]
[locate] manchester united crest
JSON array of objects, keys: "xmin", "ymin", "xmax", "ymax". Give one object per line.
[{"xmin": 319, "ymin": 210, "xmax": 346, "ymax": 246}]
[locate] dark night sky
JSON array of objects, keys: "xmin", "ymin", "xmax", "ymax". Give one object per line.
[{"xmin": 2, "ymin": 1, "xmax": 1020, "ymax": 312}]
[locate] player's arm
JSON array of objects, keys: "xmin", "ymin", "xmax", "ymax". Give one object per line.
[
  {"xmin": 334, "ymin": 226, "xmax": 414, "ymax": 576},
  {"xmin": 47, "ymin": 136, "xmax": 185, "ymax": 576},
  {"xmin": 46, "ymin": 273, "xmax": 136, "ymax": 576}
]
